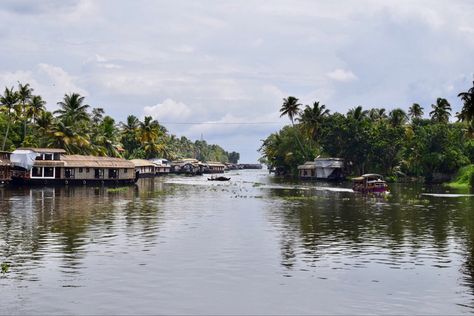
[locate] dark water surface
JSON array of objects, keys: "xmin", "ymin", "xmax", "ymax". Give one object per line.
[{"xmin": 1, "ymin": 170, "xmax": 474, "ymax": 314}]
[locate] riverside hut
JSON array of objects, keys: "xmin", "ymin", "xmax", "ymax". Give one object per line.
[
  {"xmin": 130, "ymin": 159, "xmax": 157, "ymax": 178},
  {"xmin": 0, "ymin": 151, "xmax": 11, "ymax": 186},
  {"xmin": 10, "ymin": 148, "xmax": 136, "ymax": 185}
]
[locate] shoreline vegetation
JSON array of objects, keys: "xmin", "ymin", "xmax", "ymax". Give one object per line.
[
  {"xmin": 446, "ymin": 165, "xmax": 474, "ymax": 189},
  {"xmin": 259, "ymin": 81, "xmax": 474, "ymax": 187},
  {"xmin": 0, "ymin": 83, "xmax": 240, "ymax": 164}
]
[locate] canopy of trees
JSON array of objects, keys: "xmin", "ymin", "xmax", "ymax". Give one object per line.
[
  {"xmin": 260, "ymin": 81, "xmax": 474, "ymax": 180},
  {"xmin": 0, "ymin": 83, "xmax": 238, "ymax": 163}
]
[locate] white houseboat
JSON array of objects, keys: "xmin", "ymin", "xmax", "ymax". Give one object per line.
[
  {"xmin": 298, "ymin": 157, "xmax": 345, "ymax": 180},
  {"xmin": 10, "ymin": 148, "xmax": 137, "ymax": 185}
]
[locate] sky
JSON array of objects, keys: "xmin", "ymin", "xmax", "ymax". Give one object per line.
[{"xmin": 0, "ymin": 0, "xmax": 474, "ymax": 162}]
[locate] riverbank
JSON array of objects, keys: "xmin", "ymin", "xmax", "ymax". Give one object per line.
[{"xmin": 446, "ymin": 164, "xmax": 474, "ymax": 189}]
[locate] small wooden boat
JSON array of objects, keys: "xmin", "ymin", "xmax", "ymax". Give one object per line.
[
  {"xmin": 208, "ymin": 176, "xmax": 231, "ymax": 181},
  {"xmin": 352, "ymin": 174, "xmax": 388, "ymax": 193}
]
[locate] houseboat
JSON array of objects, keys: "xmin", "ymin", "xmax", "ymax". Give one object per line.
[
  {"xmin": 204, "ymin": 161, "xmax": 226, "ymax": 174},
  {"xmin": 130, "ymin": 159, "xmax": 157, "ymax": 178},
  {"xmin": 298, "ymin": 157, "xmax": 344, "ymax": 180},
  {"xmin": 149, "ymin": 158, "xmax": 171, "ymax": 176},
  {"xmin": 10, "ymin": 148, "xmax": 137, "ymax": 185},
  {"xmin": 352, "ymin": 174, "xmax": 389, "ymax": 193},
  {"xmin": 171, "ymin": 159, "xmax": 205, "ymax": 175},
  {"xmin": 0, "ymin": 151, "xmax": 12, "ymax": 187}
]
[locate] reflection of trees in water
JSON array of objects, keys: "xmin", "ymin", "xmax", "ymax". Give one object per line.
[
  {"xmin": 266, "ymin": 184, "xmax": 474, "ymax": 282},
  {"xmin": 0, "ymin": 183, "xmax": 167, "ymax": 279}
]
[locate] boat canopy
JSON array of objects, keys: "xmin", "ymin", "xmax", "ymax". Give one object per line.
[{"xmin": 10, "ymin": 149, "xmax": 40, "ymax": 170}]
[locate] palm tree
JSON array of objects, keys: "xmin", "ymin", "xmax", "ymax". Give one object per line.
[
  {"xmin": 368, "ymin": 108, "xmax": 387, "ymax": 122},
  {"xmin": 457, "ymin": 80, "xmax": 474, "ymax": 124},
  {"xmin": 408, "ymin": 103, "xmax": 424, "ymax": 120},
  {"xmin": 35, "ymin": 111, "xmax": 54, "ymax": 147},
  {"xmin": 1, "ymin": 87, "xmax": 20, "ymax": 150},
  {"xmin": 429, "ymin": 98, "xmax": 452, "ymax": 123},
  {"xmin": 280, "ymin": 96, "xmax": 306, "ymax": 158},
  {"xmin": 17, "ymin": 82, "xmax": 33, "ymax": 142},
  {"xmin": 55, "ymin": 93, "xmax": 90, "ymax": 124},
  {"xmin": 388, "ymin": 108, "xmax": 408, "ymax": 127},
  {"xmin": 49, "ymin": 121, "xmax": 91, "ymax": 154},
  {"xmin": 280, "ymin": 96, "xmax": 302, "ymax": 124},
  {"xmin": 297, "ymin": 101, "xmax": 330, "ymax": 141},
  {"xmin": 347, "ymin": 106, "xmax": 368, "ymax": 121},
  {"xmin": 137, "ymin": 116, "xmax": 161, "ymax": 144},
  {"xmin": 27, "ymin": 95, "xmax": 46, "ymax": 125}
]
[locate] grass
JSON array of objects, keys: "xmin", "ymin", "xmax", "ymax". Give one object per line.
[
  {"xmin": 106, "ymin": 187, "xmax": 129, "ymax": 193},
  {"xmin": 446, "ymin": 164, "xmax": 474, "ymax": 189}
]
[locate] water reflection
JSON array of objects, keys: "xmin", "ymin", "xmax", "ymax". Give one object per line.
[{"xmin": 1, "ymin": 172, "xmax": 474, "ymax": 313}]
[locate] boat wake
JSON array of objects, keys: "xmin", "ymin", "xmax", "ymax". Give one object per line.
[{"xmin": 421, "ymin": 193, "xmax": 474, "ymax": 198}]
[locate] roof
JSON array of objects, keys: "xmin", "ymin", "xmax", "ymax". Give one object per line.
[
  {"xmin": 17, "ymin": 148, "xmax": 66, "ymax": 154},
  {"xmin": 361, "ymin": 173, "xmax": 383, "ymax": 178},
  {"xmin": 315, "ymin": 157, "xmax": 343, "ymax": 161},
  {"xmin": 298, "ymin": 161, "xmax": 317, "ymax": 169},
  {"xmin": 130, "ymin": 159, "xmax": 156, "ymax": 168},
  {"xmin": 206, "ymin": 161, "xmax": 225, "ymax": 167},
  {"xmin": 61, "ymin": 155, "xmax": 134, "ymax": 168}
]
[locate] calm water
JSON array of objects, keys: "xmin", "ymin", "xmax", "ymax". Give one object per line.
[{"xmin": 1, "ymin": 170, "xmax": 474, "ymax": 314}]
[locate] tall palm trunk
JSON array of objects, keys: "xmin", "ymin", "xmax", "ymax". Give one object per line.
[{"xmin": 2, "ymin": 113, "xmax": 11, "ymax": 151}]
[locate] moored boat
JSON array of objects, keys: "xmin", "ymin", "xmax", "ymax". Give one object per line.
[
  {"xmin": 207, "ymin": 176, "xmax": 231, "ymax": 181},
  {"xmin": 10, "ymin": 148, "xmax": 137, "ymax": 186},
  {"xmin": 352, "ymin": 174, "xmax": 388, "ymax": 193}
]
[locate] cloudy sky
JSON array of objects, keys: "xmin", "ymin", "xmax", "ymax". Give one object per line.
[{"xmin": 1, "ymin": 0, "xmax": 474, "ymax": 161}]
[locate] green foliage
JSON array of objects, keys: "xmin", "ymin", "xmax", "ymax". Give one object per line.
[
  {"xmin": 1, "ymin": 262, "xmax": 9, "ymax": 274},
  {"xmin": 0, "ymin": 84, "xmax": 238, "ymax": 162},
  {"xmin": 261, "ymin": 94, "xmax": 473, "ymax": 180},
  {"xmin": 446, "ymin": 164, "xmax": 474, "ymax": 189}
]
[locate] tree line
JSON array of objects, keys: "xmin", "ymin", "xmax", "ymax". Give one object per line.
[
  {"xmin": 0, "ymin": 83, "xmax": 239, "ymax": 163},
  {"xmin": 260, "ymin": 81, "xmax": 474, "ymax": 181}
]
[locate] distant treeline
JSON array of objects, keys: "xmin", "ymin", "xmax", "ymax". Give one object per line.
[
  {"xmin": 260, "ymin": 81, "xmax": 474, "ymax": 180},
  {"xmin": 0, "ymin": 83, "xmax": 240, "ymax": 163}
]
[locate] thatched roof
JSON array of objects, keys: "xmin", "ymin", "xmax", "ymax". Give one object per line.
[
  {"xmin": 206, "ymin": 161, "xmax": 225, "ymax": 167},
  {"xmin": 17, "ymin": 148, "xmax": 66, "ymax": 154},
  {"xmin": 62, "ymin": 155, "xmax": 134, "ymax": 168},
  {"xmin": 130, "ymin": 159, "xmax": 156, "ymax": 168}
]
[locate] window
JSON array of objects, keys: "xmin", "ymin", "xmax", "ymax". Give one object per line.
[
  {"xmin": 36, "ymin": 155, "xmax": 43, "ymax": 161},
  {"xmin": 53, "ymin": 153, "xmax": 61, "ymax": 161},
  {"xmin": 109, "ymin": 169, "xmax": 118, "ymax": 179},
  {"xmin": 44, "ymin": 167, "xmax": 54, "ymax": 177},
  {"xmin": 44, "ymin": 154, "xmax": 53, "ymax": 161},
  {"xmin": 86, "ymin": 168, "xmax": 90, "ymax": 173},
  {"xmin": 65, "ymin": 168, "xmax": 75, "ymax": 179},
  {"xmin": 124, "ymin": 168, "xmax": 128, "ymax": 174},
  {"xmin": 32, "ymin": 167, "xmax": 42, "ymax": 177},
  {"xmin": 79, "ymin": 168, "xmax": 83, "ymax": 173}
]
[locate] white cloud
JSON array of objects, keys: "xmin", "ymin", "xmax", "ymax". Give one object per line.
[
  {"xmin": 143, "ymin": 99, "xmax": 193, "ymax": 123},
  {"xmin": 327, "ymin": 69, "xmax": 358, "ymax": 82}
]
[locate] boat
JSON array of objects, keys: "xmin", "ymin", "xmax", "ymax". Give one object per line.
[
  {"xmin": 352, "ymin": 174, "xmax": 388, "ymax": 193},
  {"xmin": 10, "ymin": 148, "xmax": 138, "ymax": 186},
  {"xmin": 207, "ymin": 176, "xmax": 231, "ymax": 181}
]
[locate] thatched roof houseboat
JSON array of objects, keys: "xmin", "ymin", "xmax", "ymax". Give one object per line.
[
  {"xmin": 0, "ymin": 151, "xmax": 12, "ymax": 186},
  {"xmin": 204, "ymin": 161, "xmax": 226, "ymax": 174},
  {"xmin": 171, "ymin": 158, "xmax": 204, "ymax": 175},
  {"xmin": 149, "ymin": 158, "xmax": 171, "ymax": 175},
  {"xmin": 130, "ymin": 159, "xmax": 157, "ymax": 178},
  {"xmin": 10, "ymin": 148, "xmax": 137, "ymax": 185}
]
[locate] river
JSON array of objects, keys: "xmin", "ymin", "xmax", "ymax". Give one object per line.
[{"xmin": 1, "ymin": 169, "xmax": 474, "ymax": 314}]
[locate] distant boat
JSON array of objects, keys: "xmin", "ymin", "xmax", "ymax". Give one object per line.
[
  {"xmin": 208, "ymin": 176, "xmax": 231, "ymax": 181},
  {"xmin": 352, "ymin": 174, "xmax": 388, "ymax": 193}
]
